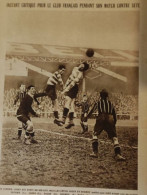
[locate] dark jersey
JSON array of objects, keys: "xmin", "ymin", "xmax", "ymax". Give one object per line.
[
  {"xmin": 14, "ymin": 91, "xmax": 26, "ymax": 105},
  {"xmin": 76, "ymin": 101, "xmax": 89, "ymax": 114},
  {"xmin": 17, "ymin": 93, "xmax": 42, "ymax": 116},
  {"xmin": 14, "ymin": 90, "xmax": 40, "ymax": 106}
]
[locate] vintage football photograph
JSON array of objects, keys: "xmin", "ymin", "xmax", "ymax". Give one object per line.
[{"xmin": 0, "ymin": 9, "xmax": 139, "ymax": 190}]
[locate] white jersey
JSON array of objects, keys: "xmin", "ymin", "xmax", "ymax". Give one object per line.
[
  {"xmin": 64, "ymin": 67, "xmax": 83, "ymax": 92},
  {"xmin": 47, "ymin": 71, "xmax": 63, "ymax": 86}
]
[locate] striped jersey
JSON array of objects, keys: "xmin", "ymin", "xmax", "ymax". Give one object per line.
[
  {"xmin": 88, "ymin": 98, "xmax": 117, "ymax": 122},
  {"xmin": 47, "ymin": 71, "xmax": 64, "ymax": 86},
  {"xmin": 97, "ymin": 99, "xmax": 115, "ymax": 114},
  {"xmin": 64, "ymin": 67, "xmax": 83, "ymax": 92},
  {"xmin": 14, "ymin": 91, "xmax": 26, "ymax": 105}
]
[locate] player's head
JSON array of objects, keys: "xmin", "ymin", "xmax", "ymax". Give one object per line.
[
  {"xmin": 20, "ymin": 84, "xmax": 26, "ymax": 92},
  {"xmin": 100, "ymin": 89, "xmax": 108, "ymax": 99},
  {"xmin": 78, "ymin": 62, "xmax": 89, "ymax": 72},
  {"xmin": 27, "ymin": 85, "xmax": 36, "ymax": 95},
  {"xmin": 83, "ymin": 94, "xmax": 88, "ymax": 102},
  {"xmin": 58, "ymin": 64, "xmax": 66, "ymax": 74}
]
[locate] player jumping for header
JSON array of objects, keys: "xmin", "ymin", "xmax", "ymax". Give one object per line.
[
  {"xmin": 60, "ymin": 62, "xmax": 89, "ymax": 128},
  {"xmin": 39, "ymin": 65, "xmax": 66, "ymax": 126}
]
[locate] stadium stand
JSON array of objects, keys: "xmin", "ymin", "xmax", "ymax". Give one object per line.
[{"xmin": 3, "ymin": 88, "xmax": 138, "ymax": 120}]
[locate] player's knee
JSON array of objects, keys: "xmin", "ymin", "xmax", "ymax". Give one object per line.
[
  {"xmin": 92, "ymin": 133, "xmax": 98, "ymax": 142},
  {"xmin": 17, "ymin": 121, "xmax": 23, "ymax": 129},
  {"xmin": 26, "ymin": 121, "xmax": 33, "ymax": 132},
  {"xmin": 112, "ymin": 137, "xmax": 119, "ymax": 145},
  {"xmin": 65, "ymin": 97, "xmax": 71, "ymax": 108}
]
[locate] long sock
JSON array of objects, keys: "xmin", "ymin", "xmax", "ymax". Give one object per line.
[
  {"xmin": 85, "ymin": 125, "xmax": 88, "ymax": 131},
  {"xmin": 25, "ymin": 131, "xmax": 30, "ymax": 139},
  {"xmin": 54, "ymin": 111, "xmax": 59, "ymax": 119},
  {"xmin": 69, "ymin": 112, "xmax": 74, "ymax": 122},
  {"xmin": 18, "ymin": 128, "xmax": 22, "ymax": 137},
  {"xmin": 63, "ymin": 108, "xmax": 69, "ymax": 119},
  {"xmin": 81, "ymin": 122, "xmax": 85, "ymax": 131},
  {"xmin": 114, "ymin": 145, "xmax": 121, "ymax": 155},
  {"xmin": 29, "ymin": 132, "xmax": 35, "ymax": 138},
  {"xmin": 92, "ymin": 141, "xmax": 98, "ymax": 153}
]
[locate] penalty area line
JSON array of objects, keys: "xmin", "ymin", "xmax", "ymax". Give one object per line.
[
  {"xmin": 3, "ymin": 127, "xmax": 138, "ymax": 150},
  {"xmin": 34, "ymin": 128, "xmax": 138, "ymax": 150},
  {"xmin": 35, "ymin": 128, "xmax": 91, "ymax": 141}
]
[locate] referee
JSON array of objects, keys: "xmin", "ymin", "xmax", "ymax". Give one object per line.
[{"xmin": 88, "ymin": 89, "xmax": 125, "ymax": 161}]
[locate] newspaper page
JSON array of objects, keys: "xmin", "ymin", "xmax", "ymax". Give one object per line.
[{"xmin": 0, "ymin": 0, "xmax": 144, "ymax": 195}]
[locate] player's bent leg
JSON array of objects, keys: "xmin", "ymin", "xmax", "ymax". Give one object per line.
[
  {"xmin": 90, "ymin": 119, "xmax": 103, "ymax": 158},
  {"xmin": 82, "ymin": 121, "xmax": 88, "ymax": 133},
  {"xmin": 65, "ymin": 99, "xmax": 75, "ymax": 129},
  {"xmin": 61, "ymin": 96, "xmax": 72, "ymax": 124},
  {"xmin": 90, "ymin": 133, "xmax": 98, "ymax": 158},
  {"xmin": 52, "ymin": 99, "xmax": 59, "ymax": 119},
  {"xmin": 107, "ymin": 117, "xmax": 125, "ymax": 161},
  {"xmin": 17, "ymin": 121, "xmax": 23, "ymax": 139},
  {"xmin": 80, "ymin": 115, "xmax": 86, "ymax": 133},
  {"xmin": 17, "ymin": 122, "xmax": 27, "ymax": 139},
  {"xmin": 112, "ymin": 137, "xmax": 125, "ymax": 161},
  {"xmin": 26, "ymin": 120, "xmax": 38, "ymax": 144},
  {"xmin": 26, "ymin": 120, "xmax": 33, "ymax": 131},
  {"xmin": 16, "ymin": 115, "xmax": 28, "ymax": 141},
  {"xmin": 80, "ymin": 121, "xmax": 85, "ymax": 132},
  {"xmin": 24, "ymin": 120, "xmax": 33, "ymax": 145},
  {"xmin": 23, "ymin": 120, "xmax": 36, "ymax": 144},
  {"xmin": 65, "ymin": 112, "xmax": 75, "ymax": 129},
  {"xmin": 24, "ymin": 131, "xmax": 31, "ymax": 145},
  {"xmin": 52, "ymin": 99, "xmax": 62, "ymax": 126}
]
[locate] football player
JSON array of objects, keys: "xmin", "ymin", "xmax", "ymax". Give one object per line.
[
  {"xmin": 17, "ymin": 85, "xmax": 42, "ymax": 145},
  {"xmin": 60, "ymin": 62, "xmax": 89, "ymax": 128},
  {"xmin": 75, "ymin": 94, "xmax": 89, "ymax": 133},
  {"xmin": 14, "ymin": 84, "xmax": 40, "ymax": 139},
  {"xmin": 88, "ymin": 89, "xmax": 125, "ymax": 161},
  {"xmin": 39, "ymin": 64, "xmax": 66, "ymax": 125}
]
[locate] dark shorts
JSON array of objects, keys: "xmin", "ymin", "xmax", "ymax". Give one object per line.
[
  {"xmin": 45, "ymin": 85, "xmax": 57, "ymax": 100},
  {"xmin": 66, "ymin": 84, "xmax": 79, "ymax": 99},
  {"xmin": 94, "ymin": 114, "xmax": 117, "ymax": 139},
  {"xmin": 17, "ymin": 115, "xmax": 30, "ymax": 124}
]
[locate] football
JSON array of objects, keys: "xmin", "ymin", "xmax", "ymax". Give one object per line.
[{"xmin": 86, "ymin": 48, "xmax": 94, "ymax": 57}]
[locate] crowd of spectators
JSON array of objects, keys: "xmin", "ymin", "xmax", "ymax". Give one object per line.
[{"xmin": 3, "ymin": 88, "xmax": 138, "ymax": 120}]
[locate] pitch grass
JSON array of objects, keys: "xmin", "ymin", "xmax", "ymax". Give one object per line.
[{"xmin": 0, "ymin": 119, "xmax": 137, "ymax": 189}]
